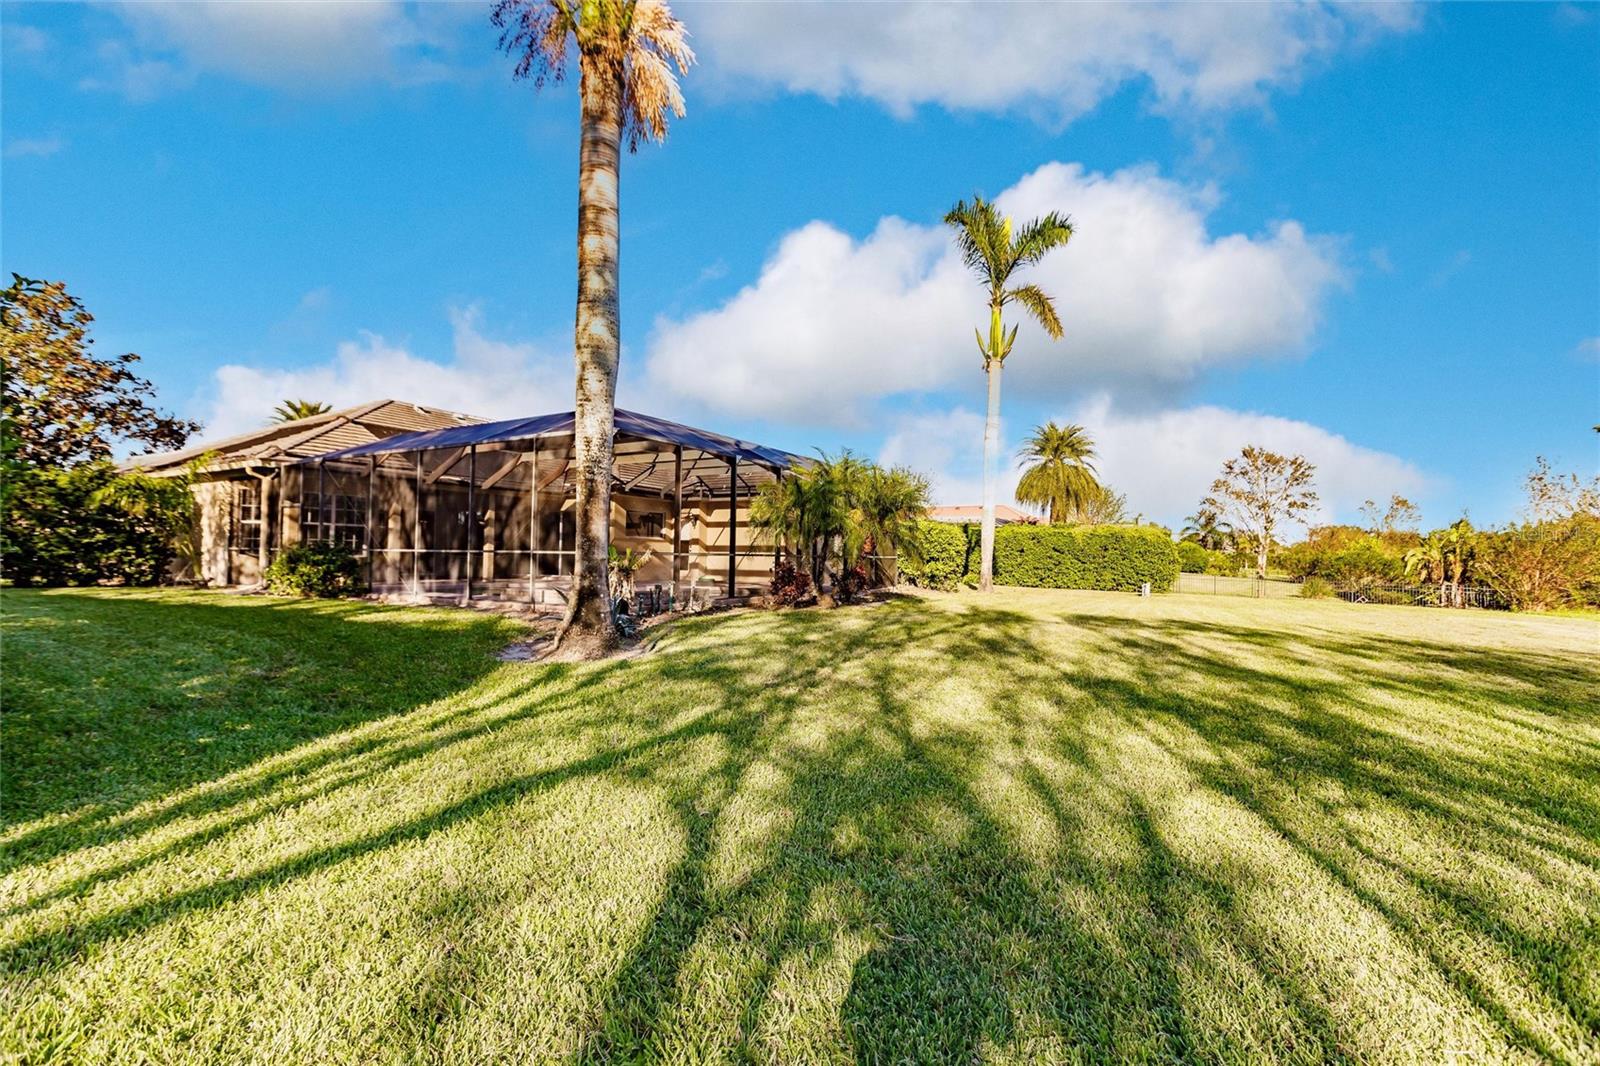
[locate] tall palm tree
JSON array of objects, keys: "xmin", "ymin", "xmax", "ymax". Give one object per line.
[
  {"xmin": 495, "ymin": 0, "xmax": 693, "ymax": 653},
  {"xmin": 271, "ymin": 399, "xmax": 331, "ymax": 423},
  {"xmin": 1014, "ymin": 421, "xmax": 1099, "ymax": 524},
  {"xmin": 944, "ymin": 196, "xmax": 1073, "ymax": 591}
]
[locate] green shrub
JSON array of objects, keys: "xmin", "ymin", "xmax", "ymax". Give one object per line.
[
  {"xmin": 1, "ymin": 462, "xmax": 191, "ymax": 587},
  {"xmin": 1300, "ymin": 576, "xmax": 1336, "ymax": 599},
  {"xmin": 900, "ymin": 520, "xmax": 969, "ymax": 591},
  {"xmin": 1176, "ymin": 540, "xmax": 1208, "ymax": 573},
  {"xmin": 264, "ymin": 541, "xmax": 365, "ymax": 598},
  {"xmin": 1177, "ymin": 540, "xmax": 1233, "ymax": 575},
  {"xmin": 1322, "ymin": 541, "xmax": 1405, "ymax": 588},
  {"xmin": 992, "ymin": 524, "xmax": 1179, "ymax": 592}
]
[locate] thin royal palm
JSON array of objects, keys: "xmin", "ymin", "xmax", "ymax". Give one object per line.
[
  {"xmin": 944, "ymin": 196, "xmax": 1072, "ymax": 591},
  {"xmin": 1015, "ymin": 421, "xmax": 1099, "ymax": 524},
  {"xmin": 496, "ymin": 0, "xmax": 693, "ymax": 654}
]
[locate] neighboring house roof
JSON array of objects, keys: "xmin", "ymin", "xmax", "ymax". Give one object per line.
[
  {"xmin": 927, "ymin": 505, "xmax": 1040, "ymax": 525},
  {"xmin": 123, "ymin": 399, "xmax": 483, "ymax": 475},
  {"xmin": 314, "ymin": 408, "xmax": 804, "ymax": 471}
]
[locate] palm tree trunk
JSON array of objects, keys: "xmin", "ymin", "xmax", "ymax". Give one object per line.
[
  {"xmin": 979, "ymin": 349, "xmax": 1001, "ymax": 593},
  {"xmin": 555, "ymin": 51, "xmax": 623, "ymax": 653}
]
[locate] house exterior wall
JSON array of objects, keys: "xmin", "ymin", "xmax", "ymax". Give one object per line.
[{"xmin": 192, "ymin": 478, "xmax": 234, "ymax": 587}]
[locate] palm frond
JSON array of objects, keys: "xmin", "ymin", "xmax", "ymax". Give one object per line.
[
  {"xmin": 944, "ymin": 196, "xmax": 1011, "ymax": 289},
  {"xmin": 493, "ymin": 0, "xmax": 575, "ymax": 88},
  {"xmin": 1011, "ymin": 212, "xmax": 1073, "ymax": 268},
  {"xmin": 620, "ymin": 0, "xmax": 695, "ymax": 149},
  {"xmin": 1006, "ymin": 283, "xmax": 1063, "ymax": 340}
]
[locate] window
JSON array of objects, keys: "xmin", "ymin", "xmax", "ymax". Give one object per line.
[
  {"xmin": 300, "ymin": 490, "xmax": 368, "ymax": 551},
  {"xmin": 626, "ymin": 510, "xmax": 664, "ymax": 538},
  {"xmin": 237, "ymin": 485, "xmax": 262, "ymax": 555}
]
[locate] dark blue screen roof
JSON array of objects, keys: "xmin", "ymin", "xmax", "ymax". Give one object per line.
[{"xmin": 311, "ymin": 408, "xmax": 799, "ymax": 469}]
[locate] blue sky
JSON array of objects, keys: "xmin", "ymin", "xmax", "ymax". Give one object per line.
[{"xmin": 4, "ymin": 1, "xmax": 1597, "ymax": 530}]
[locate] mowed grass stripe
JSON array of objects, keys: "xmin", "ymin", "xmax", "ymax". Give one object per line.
[{"xmin": 1, "ymin": 587, "xmax": 1596, "ymax": 1064}]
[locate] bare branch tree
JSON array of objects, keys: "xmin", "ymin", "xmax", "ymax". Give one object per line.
[{"xmin": 1202, "ymin": 446, "xmax": 1318, "ymax": 578}]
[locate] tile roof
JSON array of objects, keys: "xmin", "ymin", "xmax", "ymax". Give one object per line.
[{"xmin": 123, "ymin": 400, "xmax": 482, "ymax": 473}]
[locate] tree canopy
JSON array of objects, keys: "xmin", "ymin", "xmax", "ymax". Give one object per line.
[
  {"xmin": 272, "ymin": 400, "xmax": 332, "ymax": 423},
  {"xmin": 1203, "ymin": 446, "xmax": 1319, "ymax": 578},
  {"xmin": 493, "ymin": 0, "xmax": 695, "ymax": 151},
  {"xmin": 1, "ymin": 274, "xmax": 199, "ymax": 467},
  {"xmin": 1014, "ymin": 422, "xmax": 1100, "ymax": 524}
]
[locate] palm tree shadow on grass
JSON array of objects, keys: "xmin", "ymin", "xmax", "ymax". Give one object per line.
[
  {"xmin": 5, "ymin": 595, "xmax": 1596, "ymax": 1061},
  {"xmin": 1, "ymin": 590, "xmax": 527, "ymax": 865},
  {"xmin": 571, "ymin": 602, "xmax": 1597, "ymax": 1060}
]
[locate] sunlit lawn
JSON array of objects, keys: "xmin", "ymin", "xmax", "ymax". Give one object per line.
[{"xmin": 2, "ymin": 586, "xmax": 1597, "ymax": 1064}]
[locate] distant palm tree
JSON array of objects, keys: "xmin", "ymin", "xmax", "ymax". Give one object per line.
[
  {"xmin": 271, "ymin": 400, "xmax": 332, "ymax": 423},
  {"xmin": 944, "ymin": 195, "xmax": 1073, "ymax": 591},
  {"xmin": 1014, "ymin": 422, "xmax": 1099, "ymax": 524},
  {"xmin": 495, "ymin": 0, "xmax": 694, "ymax": 654},
  {"xmin": 1181, "ymin": 508, "xmax": 1234, "ymax": 550}
]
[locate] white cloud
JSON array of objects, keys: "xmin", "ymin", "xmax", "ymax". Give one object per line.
[
  {"xmin": 875, "ymin": 396, "xmax": 1424, "ymax": 528},
  {"xmin": 1072, "ymin": 396, "xmax": 1425, "ymax": 527},
  {"xmin": 688, "ymin": 1, "xmax": 1419, "ymax": 123},
  {"xmin": 3, "ymin": 135, "xmax": 66, "ymax": 159},
  {"xmin": 878, "ymin": 407, "xmax": 1000, "ymax": 507},
  {"xmin": 296, "ymin": 286, "xmax": 333, "ymax": 313},
  {"xmin": 3, "ymin": 24, "xmax": 51, "ymax": 56},
  {"xmin": 201, "ymin": 305, "xmax": 569, "ymax": 439},
  {"xmin": 643, "ymin": 162, "xmax": 1344, "ymax": 425},
  {"xmin": 1572, "ymin": 337, "xmax": 1600, "ymax": 363},
  {"xmin": 883, "ymin": 396, "xmax": 1426, "ymax": 527},
  {"xmin": 87, "ymin": 1, "xmax": 468, "ymax": 98}
]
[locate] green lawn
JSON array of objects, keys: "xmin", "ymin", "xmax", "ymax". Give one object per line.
[{"xmin": 2, "ymin": 588, "xmax": 1597, "ymax": 1065}]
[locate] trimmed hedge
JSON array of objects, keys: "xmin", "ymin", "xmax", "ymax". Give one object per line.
[
  {"xmin": 901, "ymin": 519, "xmax": 972, "ymax": 591},
  {"xmin": 901, "ymin": 519, "xmax": 1178, "ymax": 593},
  {"xmin": 993, "ymin": 524, "xmax": 1179, "ymax": 592}
]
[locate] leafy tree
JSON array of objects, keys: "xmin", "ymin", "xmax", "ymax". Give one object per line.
[
  {"xmin": 1203, "ymin": 446, "xmax": 1319, "ymax": 578},
  {"xmin": 1521, "ymin": 456, "xmax": 1600, "ymax": 522},
  {"xmin": 1014, "ymin": 421, "xmax": 1099, "ymax": 524},
  {"xmin": 944, "ymin": 196, "xmax": 1073, "ymax": 592},
  {"xmin": 1477, "ymin": 518, "xmax": 1600, "ymax": 611},
  {"xmin": 272, "ymin": 399, "xmax": 332, "ymax": 423},
  {"xmin": 1, "ymin": 274, "xmax": 198, "ymax": 467},
  {"xmin": 1476, "ymin": 459, "xmax": 1600, "ymax": 611},
  {"xmin": 495, "ymin": 0, "xmax": 694, "ymax": 654},
  {"xmin": 1069, "ymin": 485, "xmax": 1129, "ymax": 525},
  {"xmin": 1359, "ymin": 494, "xmax": 1421, "ymax": 534},
  {"xmin": 1180, "ymin": 507, "xmax": 1233, "ymax": 550}
]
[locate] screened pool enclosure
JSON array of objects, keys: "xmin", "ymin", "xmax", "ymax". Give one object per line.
[{"xmin": 296, "ymin": 409, "xmax": 800, "ymax": 610}]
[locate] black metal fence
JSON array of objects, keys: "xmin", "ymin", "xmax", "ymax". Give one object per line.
[
  {"xmin": 1174, "ymin": 571, "xmax": 1509, "ymax": 610},
  {"xmin": 1331, "ymin": 582, "xmax": 1509, "ymax": 610}
]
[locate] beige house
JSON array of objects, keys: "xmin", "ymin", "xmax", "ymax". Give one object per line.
[
  {"xmin": 126, "ymin": 400, "xmax": 481, "ymax": 587},
  {"xmin": 131, "ymin": 401, "xmax": 797, "ymax": 610},
  {"xmin": 926, "ymin": 504, "xmax": 1040, "ymax": 526}
]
